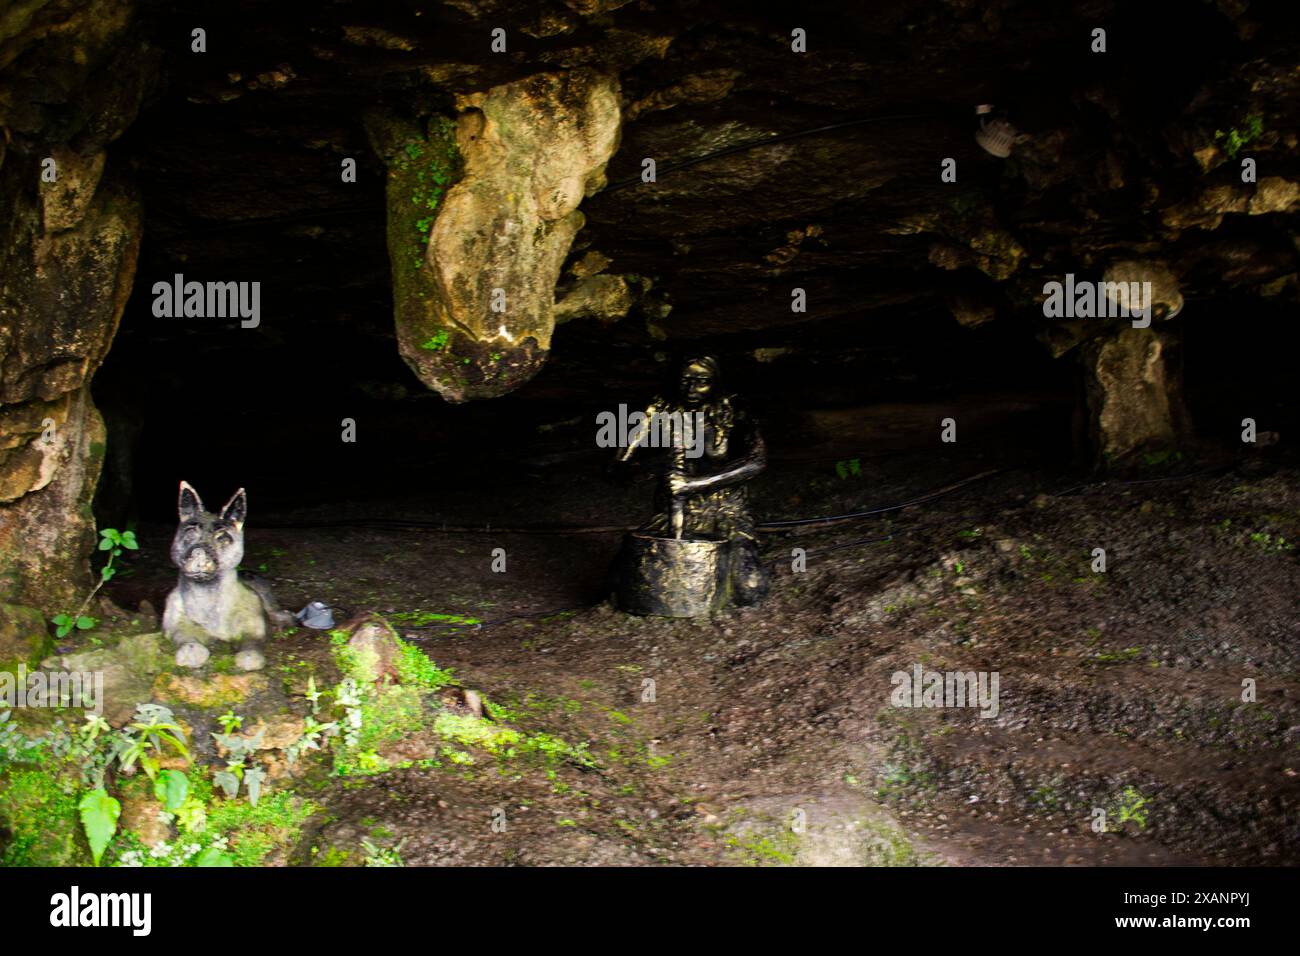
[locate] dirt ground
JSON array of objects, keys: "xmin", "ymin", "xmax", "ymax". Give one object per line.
[{"xmin": 106, "ymin": 439, "xmax": 1300, "ymax": 866}]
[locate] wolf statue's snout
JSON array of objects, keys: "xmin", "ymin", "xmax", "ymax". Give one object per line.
[{"xmin": 182, "ymin": 547, "xmax": 218, "ymax": 578}]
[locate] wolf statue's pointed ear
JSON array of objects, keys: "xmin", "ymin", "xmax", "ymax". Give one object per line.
[
  {"xmin": 220, "ymin": 488, "xmax": 248, "ymax": 530},
  {"xmin": 179, "ymin": 481, "xmax": 204, "ymax": 519}
]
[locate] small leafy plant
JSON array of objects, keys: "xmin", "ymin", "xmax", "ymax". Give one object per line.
[
  {"xmin": 211, "ymin": 726, "xmax": 266, "ymax": 805},
  {"xmin": 286, "ymin": 715, "xmax": 338, "ymax": 767},
  {"xmin": 51, "ymin": 527, "xmax": 138, "ymax": 637},
  {"xmin": 1113, "ymin": 786, "xmax": 1150, "ymax": 830},
  {"xmin": 217, "ymin": 710, "xmax": 243, "ymax": 735},
  {"xmin": 419, "ymin": 330, "xmax": 450, "ymax": 351},
  {"xmin": 335, "ymin": 678, "xmax": 364, "ymax": 748},
  {"xmin": 1214, "ymin": 113, "xmax": 1264, "ymax": 159},
  {"xmin": 78, "ymin": 787, "xmax": 121, "ymax": 866},
  {"xmin": 153, "ymin": 768, "xmax": 190, "ymax": 812},
  {"xmin": 114, "ymin": 704, "xmax": 191, "ymax": 783},
  {"xmin": 361, "ymin": 836, "xmax": 406, "ymax": 867},
  {"xmin": 303, "ymin": 676, "xmax": 323, "ymax": 715}
]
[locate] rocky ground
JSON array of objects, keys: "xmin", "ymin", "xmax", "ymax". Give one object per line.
[{"xmin": 28, "ymin": 439, "xmax": 1289, "ymax": 868}]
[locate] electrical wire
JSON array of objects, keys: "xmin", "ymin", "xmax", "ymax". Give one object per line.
[
  {"xmin": 758, "ymin": 468, "xmax": 1001, "ymax": 529},
  {"xmin": 1050, "ymin": 463, "xmax": 1234, "ymax": 497},
  {"xmin": 301, "ymin": 462, "xmax": 1240, "ymax": 636},
  {"xmin": 400, "ymin": 470, "xmax": 1004, "ymax": 633},
  {"xmin": 260, "ymin": 468, "xmax": 1004, "ymax": 535}
]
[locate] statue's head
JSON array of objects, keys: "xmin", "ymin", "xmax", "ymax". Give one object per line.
[
  {"xmin": 171, "ymin": 481, "xmax": 246, "ymax": 583},
  {"xmin": 679, "ymin": 355, "xmax": 721, "ymax": 407}
]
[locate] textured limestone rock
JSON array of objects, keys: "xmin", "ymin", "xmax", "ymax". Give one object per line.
[
  {"xmin": 926, "ymin": 226, "xmax": 1025, "ymax": 282},
  {"xmin": 0, "ymin": 602, "xmax": 50, "ymax": 668},
  {"xmin": 554, "ymin": 273, "xmax": 634, "ymax": 325},
  {"xmin": 625, "ymin": 68, "xmax": 741, "ymax": 121},
  {"xmin": 1101, "ymin": 260, "xmax": 1184, "ymax": 320},
  {"xmin": 0, "ymin": 1, "xmax": 149, "ymax": 614},
  {"xmin": 946, "ymin": 294, "xmax": 997, "ymax": 329},
  {"xmin": 0, "ymin": 387, "xmax": 109, "ymax": 611},
  {"xmin": 119, "ymin": 792, "xmax": 171, "ymax": 848},
  {"xmin": 50, "ymin": 631, "xmax": 167, "ymax": 725},
  {"xmin": 373, "ymin": 70, "xmax": 621, "ymax": 401},
  {"xmin": 0, "ymin": 162, "xmax": 138, "ymax": 613},
  {"xmin": 1163, "ymin": 178, "xmax": 1300, "ymax": 231},
  {"xmin": 1082, "ymin": 328, "xmax": 1188, "ymax": 465},
  {"xmin": 1249, "ymin": 176, "xmax": 1300, "ymax": 215},
  {"xmin": 153, "ymin": 672, "xmax": 268, "ymax": 710},
  {"xmin": 343, "ymin": 614, "xmax": 404, "ymax": 685}
]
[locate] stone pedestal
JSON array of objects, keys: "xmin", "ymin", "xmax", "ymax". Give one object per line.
[{"xmin": 615, "ymin": 532, "xmax": 732, "ymax": 617}]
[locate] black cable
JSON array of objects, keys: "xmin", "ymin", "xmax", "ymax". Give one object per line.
[
  {"xmin": 759, "ymin": 468, "xmax": 1001, "ymax": 529},
  {"xmin": 300, "ymin": 464, "xmax": 1236, "ymax": 632},
  {"xmin": 257, "ymin": 471, "xmax": 998, "ymax": 534},
  {"xmin": 1051, "ymin": 463, "xmax": 1233, "ymax": 497}
]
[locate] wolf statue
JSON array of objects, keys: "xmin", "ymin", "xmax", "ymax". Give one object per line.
[{"xmin": 163, "ymin": 481, "xmax": 290, "ymax": 671}]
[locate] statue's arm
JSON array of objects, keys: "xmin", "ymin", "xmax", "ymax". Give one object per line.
[
  {"xmin": 677, "ymin": 415, "xmax": 766, "ymax": 495},
  {"xmin": 614, "ymin": 398, "xmax": 663, "ymax": 463}
]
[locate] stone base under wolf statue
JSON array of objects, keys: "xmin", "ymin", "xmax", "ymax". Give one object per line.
[
  {"xmin": 610, "ymin": 355, "xmax": 770, "ymax": 618},
  {"xmin": 162, "ymin": 481, "xmax": 292, "ymax": 671}
]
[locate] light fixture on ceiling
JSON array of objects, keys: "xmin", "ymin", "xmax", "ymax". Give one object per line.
[{"xmin": 975, "ymin": 104, "xmax": 1024, "ymax": 158}]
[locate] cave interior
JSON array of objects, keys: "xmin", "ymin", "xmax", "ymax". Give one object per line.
[{"xmin": 1, "ymin": 0, "xmax": 1298, "ymax": 869}]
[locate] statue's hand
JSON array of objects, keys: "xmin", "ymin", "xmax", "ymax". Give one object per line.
[{"xmin": 668, "ymin": 473, "xmax": 693, "ymax": 497}]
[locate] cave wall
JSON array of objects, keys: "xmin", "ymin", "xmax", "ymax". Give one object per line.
[
  {"xmin": 0, "ymin": 0, "xmax": 154, "ymax": 615},
  {"xmin": 2, "ymin": 0, "xmax": 1300, "ymax": 621}
]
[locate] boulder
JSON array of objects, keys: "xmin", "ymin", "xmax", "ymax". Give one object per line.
[
  {"xmin": 342, "ymin": 615, "xmax": 404, "ymax": 685},
  {"xmin": 52, "ymin": 631, "xmax": 167, "ymax": 725}
]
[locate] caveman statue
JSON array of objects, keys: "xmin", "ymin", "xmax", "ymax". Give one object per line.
[{"xmin": 613, "ymin": 355, "xmax": 769, "ymax": 614}]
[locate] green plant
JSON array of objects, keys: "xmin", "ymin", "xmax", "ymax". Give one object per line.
[
  {"xmin": 304, "ymin": 676, "xmax": 323, "ymax": 715},
  {"xmin": 335, "ymin": 677, "xmax": 364, "ymax": 749},
  {"xmin": 834, "ymin": 458, "xmax": 862, "ymax": 480},
  {"xmin": 1249, "ymin": 531, "xmax": 1293, "ymax": 552},
  {"xmin": 1214, "ymin": 113, "xmax": 1264, "ymax": 159},
  {"xmin": 78, "ymin": 787, "xmax": 121, "ymax": 866},
  {"xmin": 210, "ymin": 727, "xmax": 266, "ymax": 804},
  {"xmin": 114, "ymin": 704, "xmax": 190, "ymax": 783},
  {"xmin": 0, "ymin": 710, "xmax": 43, "ymax": 768},
  {"xmin": 1114, "ymin": 786, "xmax": 1150, "ymax": 830},
  {"xmin": 395, "ymin": 639, "xmax": 457, "ymax": 689},
  {"xmin": 217, "ymin": 710, "xmax": 242, "ymax": 735},
  {"xmin": 388, "ymin": 609, "xmax": 481, "ymax": 628},
  {"xmin": 153, "ymin": 768, "xmax": 189, "ymax": 812},
  {"xmin": 173, "ymin": 796, "xmax": 208, "ymax": 835},
  {"xmin": 286, "ymin": 715, "xmax": 338, "ymax": 766},
  {"xmin": 419, "ymin": 330, "xmax": 450, "ymax": 351},
  {"xmin": 50, "ymin": 528, "xmax": 138, "ymax": 638},
  {"xmin": 361, "ymin": 837, "xmax": 406, "ymax": 867},
  {"xmin": 195, "ymin": 844, "xmax": 236, "ymax": 866},
  {"xmin": 44, "ymin": 714, "xmax": 114, "ymax": 788}
]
